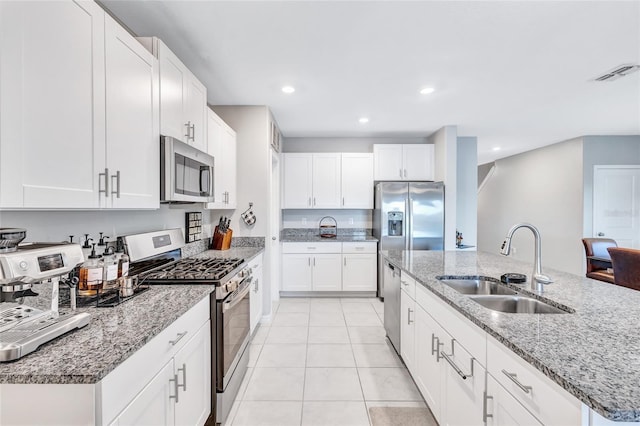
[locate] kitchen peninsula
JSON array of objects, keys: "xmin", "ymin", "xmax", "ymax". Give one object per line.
[{"xmin": 381, "ymin": 249, "xmax": 640, "ymax": 424}]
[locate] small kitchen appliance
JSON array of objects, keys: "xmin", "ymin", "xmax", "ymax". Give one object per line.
[
  {"xmin": 0, "ymin": 233, "xmax": 90, "ymax": 362},
  {"xmin": 123, "ymin": 229, "xmax": 252, "ymax": 426},
  {"xmin": 160, "ymin": 135, "xmax": 215, "ymax": 203}
]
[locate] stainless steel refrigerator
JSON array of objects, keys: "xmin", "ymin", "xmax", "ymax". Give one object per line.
[
  {"xmin": 374, "ymin": 181, "xmax": 444, "ymax": 297},
  {"xmin": 374, "ymin": 181, "xmax": 444, "ymax": 352}
]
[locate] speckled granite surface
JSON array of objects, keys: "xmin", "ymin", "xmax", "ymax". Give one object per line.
[
  {"xmin": 382, "ymin": 250, "xmax": 640, "ymax": 422},
  {"xmin": 231, "ymin": 237, "xmax": 265, "ymax": 248},
  {"xmin": 0, "ymin": 247, "xmax": 263, "ymax": 385},
  {"xmin": 281, "ymin": 228, "xmax": 378, "ymax": 242}
]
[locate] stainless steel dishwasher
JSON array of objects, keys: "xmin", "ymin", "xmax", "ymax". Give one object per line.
[{"xmin": 383, "ymin": 260, "xmax": 401, "ymax": 353}]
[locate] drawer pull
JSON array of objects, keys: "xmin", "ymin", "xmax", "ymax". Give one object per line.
[
  {"xmin": 307, "ymin": 247, "xmax": 316, "ymax": 250},
  {"xmin": 483, "ymin": 391, "xmax": 494, "ymax": 422},
  {"xmin": 502, "ymin": 369, "xmax": 533, "ymax": 394},
  {"xmin": 169, "ymin": 374, "xmax": 179, "ymax": 403},
  {"xmin": 169, "ymin": 331, "xmax": 188, "ymax": 346},
  {"xmin": 407, "ymin": 308, "xmax": 414, "ymax": 324},
  {"xmin": 355, "ymin": 247, "xmax": 364, "ymax": 250},
  {"xmin": 440, "ymin": 340, "xmax": 474, "ymax": 380},
  {"xmin": 177, "ymin": 363, "xmax": 187, "ymax": 392},
  {"xmin": 401, "ymin": 280, "xmax": 409, "ymax": 286},
  {"xmin": 431, "ymin": 333, "xmax": 443, "ymax": 360}
]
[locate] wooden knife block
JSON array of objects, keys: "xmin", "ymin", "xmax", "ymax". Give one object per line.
[{"xmin": 211, "ymin": 227, "xmax": 232, "ymax": 250}]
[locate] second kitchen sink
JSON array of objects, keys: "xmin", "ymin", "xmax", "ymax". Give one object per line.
[
  {"xmin": 437, "ymin": 276, "xmax": 518, "ymax": 296},
  {"xmin": 468, "ymin": 295, "xmax": 569, "ymax": 314}
]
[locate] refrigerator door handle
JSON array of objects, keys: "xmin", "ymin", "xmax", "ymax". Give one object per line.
[{"xmin": 408, "ymin": 197, "xmax": 413, "ymax": 251}]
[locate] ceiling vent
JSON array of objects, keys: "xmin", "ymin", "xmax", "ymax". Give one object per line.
[{"xmin": 594, "ymin": 64, "xmax": 640, "ymax": 82}]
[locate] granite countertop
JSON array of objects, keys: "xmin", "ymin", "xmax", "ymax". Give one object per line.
[
  {"xmin": 0, "ymin": 246, "xmax": 264, "ymax": 385},
  {"xmin": 281, "ymin": 228, "xmax": 378, "ymax": 243},
  {"xmin": 381, "ymin": 250, "xmax": 640, "ymax": 422}
]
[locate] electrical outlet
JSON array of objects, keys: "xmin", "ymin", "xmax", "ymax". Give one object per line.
[
  {"xmin": 349, "ymin": 218, "xmax": 354, "ymax": 225},
  {"xmin": 302, "ymin": 218, "xmax": 307, "ymax": 225}
]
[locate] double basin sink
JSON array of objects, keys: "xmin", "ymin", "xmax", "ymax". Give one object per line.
[{"xmin": 436, "ymin": 277, "xmax": 570, "ymax": 314}]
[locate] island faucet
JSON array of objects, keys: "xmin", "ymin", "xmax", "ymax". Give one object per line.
[{"xmin": 500, "ymin": 223, "xmax": 553, "ymax": 293}]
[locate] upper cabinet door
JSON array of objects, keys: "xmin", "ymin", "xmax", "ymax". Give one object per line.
[
  {"xmin": 342, "ymin": 153, "xmax": 373, "ymax": 208},
  {"xmin": 104, "ymin": 15, "xmax": 159, "ymax": 209},
  {"xmin": 185, "ymin": 75, "xmax": 207, "ymax": 152},
  {"xmin": 312, "ymin": 153, "xmax": 341, "ymax": 208},
  {"xmin": 374, "ymin": 145, "xmax": 404, "ymax": 181},
  {"xmin": 223, "ymin": 125, "xmax": 237, "ymax": 209},
  {"xmin": 282, "ymin": 153, "xmax": 313, "ymax": 208},
  {"xmin": 0, "ymin": 1, "xmax": 106, "ymax": 208},
  {"xmin": 206, "ymin": 109, "xmax": 225, "ymax": 209},
  {"xmin": 157, "ymin": 42, "xmax": 189, "ymax": 142},
  {"xmin": 403, "ymin": 144, "xmax": 434, "ymax": 181}
]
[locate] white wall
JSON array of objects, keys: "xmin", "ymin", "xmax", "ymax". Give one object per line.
[
  {"xmin": 283, "ymin": 137, "xmax": 427, "ymax": 153},
  {"xmin": 582, "ymin": 135, "xmax": 640, "ymax": 237},
  {"xmin": 0, "ymin": 205, "xmax": 215, "ymax": 243},
  {"xmin": 456, "ymin": 137, "xmax": 478, "ymax": 248},
  {"xmin": 477, "ymin": 137, "xmax": 584, "ymax": 275},
  {"xmin": 429, "ymin": 126, "xmax": 457, "ymax": 250}
]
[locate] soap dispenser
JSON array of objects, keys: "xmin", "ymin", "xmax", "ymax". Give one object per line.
[
  {"xmin": 78, "ymin": 243, "xmax": 103, "ymax": 296},
  {"xmin": 115, "ymin": 239, "xmax": 130, "ymax": 284},
  {"xmin": 81, "ymin": 234, "xmax": 93, "ymax": 259},
  {"xmin": 102, "ymin": 242, "xmax": 119, "ymax": 290}
]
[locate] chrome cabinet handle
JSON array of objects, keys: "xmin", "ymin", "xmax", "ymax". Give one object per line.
[
  {"xmin": 190, "ymin": 123, "xmax": 195, "ymax": 141},
  {"xmin": 185, "ymin": 121, "xmax": 191, "ymax": 139},
  {"xmin": 399, "ymin": 168, "xmax": 403, "ymax": 178},
  {"xmin": 404, "ymin": 168, "xmax": 407, "ymax": 178},
  {"xmin": 308, "ymin": 257, "xmax": 311, "ymax": 266},
  {"xmin": 597, "ymin": 232, "xmax": 605, "ymax": 236},
  {"xmin": 407, "ymin": 308, "xmax": 414, "ymax": 324},
  {"xmin": 440, "ymin": 340, "xmax": 474, "ymax": 380},
  {"xmin": 99, "ymin": 168, "xmax": 109, "ymax": 196},
  {"xmin": 110, "ymin": 170, "xmax": 121, "ymax": 198},
  {"xmin": 313, "ymin": 258, "xmax": 316, "ymax": 266},
  {"xmin": 169, "ymin": 331, "xmax": 187, "ymax": 346},
  {"xmin": 169, "ymin": 374, "xmax": 179, "ymax": 402},
  {"xmin": 502, "ymin": 369, "xmax": 533, "ymax": 394},
  {"xmin": 177, "ymin": 363, "xmax": 187, "ymax": 392},
  {"xmin": 313, "ymin": 197, "xmax": 316, "ymax": 206},
  {"xmin": 255, "ymin": 278, "xmax": 259, "ymax": 292},
  {"xmin": 483, "ymin": 391, "xmax": 494, "ymax": 422},
  {"xmin": 308, "ymin": 197, "xmax": 311, "ymax": 207},
  {"xmin": 401, "ymin": 280, "xmax": 409, "ymax": 286},
  {"xmin": 344, "ymin": 258, "xmax": 347, "ymax": 266}
]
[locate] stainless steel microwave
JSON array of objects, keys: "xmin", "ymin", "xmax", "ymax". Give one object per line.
[{"xmin": 160, "ymin": 136, "xmax": 214, "ymax": 203}]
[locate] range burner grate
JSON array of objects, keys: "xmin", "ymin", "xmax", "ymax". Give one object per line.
[{"xmin": 142, "ymin": 257, "xmax": 243, "ymax": 281}]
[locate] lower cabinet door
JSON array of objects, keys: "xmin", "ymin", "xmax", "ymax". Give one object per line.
[
  {"xmin": 174, "ymin": 321, "xmax": 211, "ymax": 426},
  {"xmin": 281, "ymin": 254, "xmax": 312, "ymax": 291},
  {"xmin": 441, "ymin": 338, "xmax": 486, "ymax": 426},
  {"xmin": 250, "ymin": 264, "xmax": 264, "ymax": 333},
  {"xmin": 311, "ymin": 254, "xmax": 342, "ymax": 291},
  {"xmin": 414, "ymin": 305, "xmax": 444, "ymax": 422},
  {"xmin": 486, "ymin": 374, "xmax": 542, "ymax": 426},
  {"xmin": 115, "ymin": 360, "xmax": 176, "ymax": 426},
  {"xmin": 400, "ymin": 290, "xmax": 416, "ymax": 374},
  {"xmin": 342, "ymin": 253, "xmax": 376, "ymax": 291}
]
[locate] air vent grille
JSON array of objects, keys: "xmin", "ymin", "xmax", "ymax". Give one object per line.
[{"xmin": 594, "ymin": 64, "xmax": 640, "ymax": 82}]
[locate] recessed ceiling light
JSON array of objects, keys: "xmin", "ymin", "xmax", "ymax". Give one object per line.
[
  {"xmin": 419, "ymin": 87, "xmax": 435, "ymax": 95},
  {"xmin": 359, "ymin": 117, "xmax": 369, "ymax": 124},
  {"xmin": 282, "ymin": 86, "xmax": 295, "ymax": 94},
  {"xmin": 492, "ymin": 147, "xmax": 501, "ymax": 151}
]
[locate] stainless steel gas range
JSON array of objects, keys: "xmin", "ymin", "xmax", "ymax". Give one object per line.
[{"xmin": 123, "ymin": 229, "xmax": 252, "ymax": 426}]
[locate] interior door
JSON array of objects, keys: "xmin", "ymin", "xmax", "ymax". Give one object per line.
[{"xmin": 593, "ymin": 166, "xmax": 640, "ymax": 248}]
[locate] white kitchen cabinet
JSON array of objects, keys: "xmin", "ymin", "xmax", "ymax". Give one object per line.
[
  {"xmin": 342, "ymin": 242, "xmax": 377, "ymax": 291},
  {"xmin": 138, "ymin": 37, "xmax": 207, "ymax": 152},
  {"xmin": 400, "ymin": 288, "xmax": 416, "ymax": 374},
  {"xmin": 341, "ymin": 153, "xmax": 374, "ymax": 208},
  {"xmin": 282, "ymin": 153, "xmax": 313, "ymax": 208},
  {"xmin": 312, "ymin": 153, "xmax": 342, "ymax": 208},
  {"xmin": 281, "ymin": 253, "xmax": 313, "ymax": 291},
  {"xmin": 0, "ymin": 2, "xmax": 159, "ymax": 210},
  {"xmin": 414, "ymin": 304, "xmax": 445, "ymax": 421},
  {"xmin": 206, "ymin": 108, "xmax": 237, "ymax": 209},
  {"xmin": 485, "ymin": 374, "xmax": 542, "ymax": 426},
  {"xmin": 250, "ymin": 254, "xmax": 264, "ymax": 333},
  {"xmin": 0, "ymin": 1, "xmax": 106, "ymax": 208},
  {"xmin": 104, "ymin": 14, "xmax": 159, "ymax": 209},
  {"xmin": 310, "ymin": 253, "xmax": 343, "ymax": 291},
  {"xmin": 373, "ymin": 144, "xmax": 434, "ymax": 181}
]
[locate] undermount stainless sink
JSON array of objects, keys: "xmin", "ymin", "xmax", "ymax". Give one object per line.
[
  {"xmin": 437, "ymin": 277, "xmax": 518, "ymax": 296},
  {"xmin": 468, "ymin": 295, "xmax": 569, "ymax": 314}
]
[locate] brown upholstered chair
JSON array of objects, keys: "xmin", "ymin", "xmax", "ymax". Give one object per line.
[
  {"xmin": 582, "ymin": 238, "xmax": 617, "ymax": 284},
  {"xmin": 607, "ymin": 247, "xmax": 640, "ymax": 291}
]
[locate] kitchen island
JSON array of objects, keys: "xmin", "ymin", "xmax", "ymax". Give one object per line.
[
  {"xmin": 0, "ymin": 246, "xmax": 263, "ymax": 425},
  {"xmin": 382, "ymin": 249, "xmax": 640, "ymax": 423}
]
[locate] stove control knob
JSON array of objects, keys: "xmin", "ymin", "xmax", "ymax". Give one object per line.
[{"xmin": 18, "ymin": 261, "xmax": 28, "ymax": 270}]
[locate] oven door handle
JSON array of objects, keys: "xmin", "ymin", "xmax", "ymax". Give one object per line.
[{"xmin": 222, "ymin": 279, "xmax": 252, "ymax": 313}]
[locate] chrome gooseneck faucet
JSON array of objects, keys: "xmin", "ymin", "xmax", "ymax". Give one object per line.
[{"xmin": 500, "ymin": 223, "xmax": 553, "ymax": 293}]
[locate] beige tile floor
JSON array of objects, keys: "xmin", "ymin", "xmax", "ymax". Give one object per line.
[{"xmin": 224, "ymin": 297, "xmax": 428, "ymax": 426}]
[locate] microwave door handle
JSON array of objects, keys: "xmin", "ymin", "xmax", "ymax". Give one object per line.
[{"xmin": 200, "ymin": 167, "xmax": 209, "ymax": 194}]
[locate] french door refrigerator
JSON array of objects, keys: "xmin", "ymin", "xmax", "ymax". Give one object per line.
[{"xmin": 374, "ymin": 181, "xmax": 444, "ymax": 298}]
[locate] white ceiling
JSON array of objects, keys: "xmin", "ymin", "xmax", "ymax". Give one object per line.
[{"xmin": 101, "ymin": 0, "xmax": 640, "ymax": 164}]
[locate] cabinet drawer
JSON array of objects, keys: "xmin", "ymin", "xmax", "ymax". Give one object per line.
[
  {"xmin": 100, "ymin": 295, "xmax": 210, "ymax": 424},
  {"xmin": 487, "ymin": 336, "xmax": 581, "ymax": 426},
  {"xmin": 282, "ymin": 242, "xmax": 342, "ymax": 254},
  {"xmin": 342, "ymin": 242, "xmax": 376, "ymax": 254},
  {"xmin": 400, "ymin": 271, "xmax": 416, "ymax": 300},
  {"xmin": 415, "ymin": 284, "xmax": 486, "ymax": 366}
]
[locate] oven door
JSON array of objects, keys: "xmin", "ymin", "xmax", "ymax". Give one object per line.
[{"xmin": 217, "ymin": 277, "xmax": 251, "ymax": 392}]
